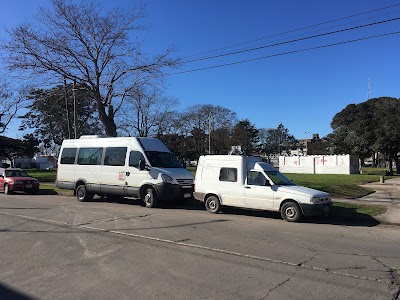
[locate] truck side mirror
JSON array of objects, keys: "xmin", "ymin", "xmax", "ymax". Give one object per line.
[{"xmin": 138, "ymin": 160, "xmax": 145, "ymax": 171}]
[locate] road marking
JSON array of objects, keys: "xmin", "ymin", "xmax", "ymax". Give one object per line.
[{"xmin": 0, "ymin": 211, "xmax": 396, "ymax": 285}]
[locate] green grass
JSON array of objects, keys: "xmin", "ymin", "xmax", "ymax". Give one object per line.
[
  {"xmin": 284, "ymin": 173, "xmax": 391, "ymax": 199},
  {"xmin": 25, "ymin": 169, "xmax": 57, "ymax": 182},
  {"xmin": 332, "ymin": 202, "xmax": 387, "ymax": 217}
]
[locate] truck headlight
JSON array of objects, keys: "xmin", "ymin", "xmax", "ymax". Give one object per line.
[
  {"xmin": 311, "ymin": 197, "xmax": 320, "ymax": 203},
  {"xmin": 161, "ymin": 174, "xmax": 176, "ymax": 184}
]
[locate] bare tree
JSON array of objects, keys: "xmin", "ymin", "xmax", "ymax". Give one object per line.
[
  {"xmin": 0, "ymin": 75, "xmax": 26, "ymax": 134},
  {"xmin": 118, "ymin": 86, "xmax": 179, "ymax": 137},
  {"xmin": 3, "ymin": 0, "xmax": 178, "ymax": 136}
]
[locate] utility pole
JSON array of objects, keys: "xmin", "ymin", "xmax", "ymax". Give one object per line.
[
  {"xmin": 63, "ymin": 77, "xmax": 71, "ymax": 139},
  {"xmin": 368, "ymin": 77, "xmax": 370, "ymax": 100},
  {"xmin": 208, "ymin": 112, "xmax": 212, "ymax": 154},
  {"xmin": 72, "ymin": 79, "xmax": 78, "ymax": 139}
]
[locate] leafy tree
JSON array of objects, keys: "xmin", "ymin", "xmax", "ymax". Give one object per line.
[
  {"xmin": 331, "ymin": 97, "xmax": 400, "ymax": 174},
  {"xmin": 0, "ymin": 134, "xmax": 39, "ymax": 166},
  {"xmin": 259, "ymin": 124, "xmax": 298, "ymax": 156},
  {"xmin": 19, "ymin": 84, "xmax": 104, "ymax": 152},
  {"xmin": 231, "ymin": 119, "xmax": 259, "ymax": 154},
  {"xmin": 4, "ymin": 0, "xmax": 178, "ymax": 136}
]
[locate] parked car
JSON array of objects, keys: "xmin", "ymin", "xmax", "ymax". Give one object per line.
[{"xmin": 0, "ymin": 168, "xmax": 40, "ymax": 195}]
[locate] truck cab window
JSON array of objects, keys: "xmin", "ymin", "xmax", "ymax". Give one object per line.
[{"xmin": 247, "ymin": 171, "xmax": 267, "ymax": 186}]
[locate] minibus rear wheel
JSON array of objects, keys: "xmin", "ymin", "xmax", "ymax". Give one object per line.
[{"xmin": 76, "ymin": 184, "xmax": 92, "ymax": 202}]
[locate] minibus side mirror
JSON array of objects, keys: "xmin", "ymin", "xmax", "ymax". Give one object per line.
[{"xmin": 138, "ymin": 160, "xmax": 146, "ymax": 171}]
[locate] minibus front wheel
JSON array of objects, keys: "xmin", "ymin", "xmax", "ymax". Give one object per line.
[{"xmin": 143, "ymin": 188, "xmax": 158, "ymax": 208}]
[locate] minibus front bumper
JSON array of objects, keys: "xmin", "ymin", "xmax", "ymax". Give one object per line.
[{"xmin": 153, "ymin": 183, "xmax": 194, "ymax": 202}]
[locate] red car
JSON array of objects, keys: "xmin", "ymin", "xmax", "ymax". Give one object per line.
[{"xmin": 0, "ymin": 168, "xmax": 40, "ymax": 195}]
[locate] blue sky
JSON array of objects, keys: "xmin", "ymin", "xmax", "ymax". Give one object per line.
[{"xmin": 1, "ymin": 0, "xmax": 400, "ymax": 140}]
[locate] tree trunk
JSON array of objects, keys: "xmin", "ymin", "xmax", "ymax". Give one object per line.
[
  {"xmin": 94, "ymin": 89, "xmax": 117, "ymax": 137},
  {"xmin": 393, "ymin": 155, "xmax": 400, "ymax": 174},
  {"xmin": 386, "ymin": 157, "xmax": 393, "ymax": 176}
]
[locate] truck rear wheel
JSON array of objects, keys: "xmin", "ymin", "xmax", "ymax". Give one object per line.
[
  {"xmin": 281, "ymin": 201, "xmax": 302, "ymax": 222},
  {"xmin": 205, "ymin": 195, "xmax": 221, "ymax": 213}
]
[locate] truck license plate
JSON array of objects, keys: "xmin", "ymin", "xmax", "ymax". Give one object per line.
[
  {"xmin": 26, "ymin": 184, "xmax": 32, "ymax": 188},
  {"xmin": 184, "ymin": 193, "xmax": 192, "ymax": 198}
]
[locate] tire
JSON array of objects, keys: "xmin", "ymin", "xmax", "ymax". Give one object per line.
[
  {"xmin": 76, "ymin": 184, "xmax": 92, "ymax": 202},
  {"xmin": 143, "ymin": 188, "xmax": 158, "ymax": 208},
  {"xmin": 205, "ymin": 195, "xmax": 221, "ymax": 214},
  {"xmin": 4, "ymin": 184, "xmax": 10, "ymax": 195},
  {"xmin": 281, "ymin": 201, "xmax": 302, "ymax": 222}
]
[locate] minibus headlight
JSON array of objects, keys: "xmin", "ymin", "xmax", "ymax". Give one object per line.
[{"xmin": 161, "ymin": 174, "xmax": 176, "ymax": 184}]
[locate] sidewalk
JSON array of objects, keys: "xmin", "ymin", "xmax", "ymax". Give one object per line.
[{"xmin": 333, "ymin": 177, "xmax": 400, "ymax": 225}]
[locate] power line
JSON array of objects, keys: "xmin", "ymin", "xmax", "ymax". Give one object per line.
[
  {"xmin": 183, "ymin": 3, "xmax": 400, "ymax": 59},
  {"xmin": 182, "ymin": 17, "xmax": 400, "ymax": 64},
  {"xmin": 172, "ymin": 31, "xmax": 400, "ymax": 75}
]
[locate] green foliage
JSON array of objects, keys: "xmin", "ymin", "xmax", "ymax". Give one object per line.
[
  {"xmin": 330, "ymin": 97, "xmax": 400, "ymax": 174},
  {"xmin": 19, "ymin": 84, "xmax": 104, "ymax": 148},
  {"xmin": 0, "ymin": 135, "xmax": 39, "ymax": 162},
  {"xmin": 258, "ymin": 124, "xmax": 298, "ymax": 156},
  {"xmin": 231, "ymin": 119, "xmax": 259, "ymax": 154}
]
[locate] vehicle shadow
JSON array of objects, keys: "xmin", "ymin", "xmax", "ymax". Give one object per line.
[
  {"xmin": 0, "ymin": 282, "xmax": 34, "ymax": 300},
  {"xmin": 90, "ymin": 196, "xmax": 380, "ymax": 227}
]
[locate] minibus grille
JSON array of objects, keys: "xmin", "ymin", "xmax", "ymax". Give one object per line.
[{"xmin": 176, "ymin": 179, "xmax": 193, "ymax": 185}]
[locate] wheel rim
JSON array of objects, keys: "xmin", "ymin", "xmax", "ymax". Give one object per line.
[
  {"xmin": 209, "ymin": 199, "xmax": 216, "ymax": 210},
  {"xmin": 285, "ymin": 206, "xmax": 296, "ymax": 219},
  {"xmin": 77, "ymin": 188, "xmax": 84, "ymax": 199},
  {"xmin": 145, "ymin": 193, "xmax": 152, "ymax": 205}
]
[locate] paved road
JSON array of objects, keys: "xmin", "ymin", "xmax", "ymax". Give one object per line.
[{"xmin": 0, "ymin": 193, "xmax": 399, "ymax": 299}]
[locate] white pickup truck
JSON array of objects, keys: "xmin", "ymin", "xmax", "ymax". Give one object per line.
[{"xmin": 193, "ymin": 155, "xmax": 331, "ymax": 222}]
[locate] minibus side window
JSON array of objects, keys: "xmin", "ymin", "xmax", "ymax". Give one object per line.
[
  {"xmin": 104, "ymin": 147, "xmax": 127, "ymax": 166},
  {"xmin": 129, "ymin": 151, "xmax": 145, "ymax": 168},
  {"xmin": 77, "ymin": 148, "xmax": 103, "ymax": 165},
  {"xmin": 60, "ymin": 148, "xmax": 77, "ymax": 164}
]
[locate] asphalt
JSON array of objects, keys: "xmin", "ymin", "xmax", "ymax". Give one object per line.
[{"xmin": 333, "ymin": 176, "xmax": 400, "ymax": 226}]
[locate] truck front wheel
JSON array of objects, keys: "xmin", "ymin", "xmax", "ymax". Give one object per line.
[
  {"xmin": 281, "ymin": 201, "xmax": 302, "ymax": 222},
  {"xmin": 205, "ymin": 195, "xmax": 221, "ymax": 214}
]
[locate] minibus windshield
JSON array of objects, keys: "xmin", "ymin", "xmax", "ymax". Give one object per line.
[
  {"xmin": 265, "ymin": 171, "xmax": 295, "ymax": 186},
  {"xmin": 145, "ymin": 151, "xmax": 183, "ymax": 168}
]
